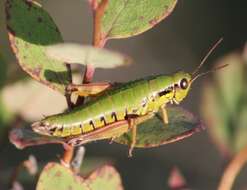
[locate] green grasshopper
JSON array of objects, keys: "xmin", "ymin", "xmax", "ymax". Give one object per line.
[{"xmin": 32, "ymin": 39, "xmax": 226, "ymax": 156}]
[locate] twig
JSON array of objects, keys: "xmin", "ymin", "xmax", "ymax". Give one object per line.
[
  {"xmin": 218, "ymin": 146, "xmax": 247, "ymax": 190},
  {"xmin": 93, "ymin": 0, "xmax": 108, "ymax": 48},
  {"xmin": 61, "ymin": 0, "xmax": 108, "ymax": 167},
  {"xmin": 61, "ymin": 64, "xmax": 74, "ymax": 166},
  {"xmin": 61, "ymin": 145, "xmax": 74, "ymax": 168}
]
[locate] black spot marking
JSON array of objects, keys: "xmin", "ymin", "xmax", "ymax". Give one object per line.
[
  {"xmin": 79, "ymin": 124, "xmax": 83, "ymax": 129},
  {"xmin": 111, "ymin": 112, "xmax": 117, "ymax": 121},
  {"xmin": 89, "ymin": 120, "xmax": 95, "ymax": 129},
  {"xmin": 100, "ymin": 116, "xmax": 107, "ymax": 125},
  {"xmin": 150, "ymin": 95, "xmax": 155, "ymax": 102},
  {"xmin": 71, "ymin": 139, "xmax": 82, "ymax": 146},
  {"xmin": 141, "ymin": 98, "xmax": 148, "ymax": 107},
  {"xmin": 132, "ymin": 108, "xmax": 138, "ymax": 113},
  {"xmin": 49, "ymin": 127, "xmax": 56, "ymax": 133},
  {"xmin": 158, "ymin": 86, "xmax": 173, "ymax": 97}
]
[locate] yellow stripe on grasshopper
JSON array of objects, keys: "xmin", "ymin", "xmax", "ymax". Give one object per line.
[
  {"xmin": 82, "ymin": 122, "xmax": 94, "ymax": 133},
  {"xmin": 61, "ymin": 127, "xmax": 71, "ymax": 137},
  {"xmin": 116, "ymin": 110, "xmax": 126, "ymax": 120},
  {"xmin": 53, "ymin": 128, "xmax": 62, "ymax": 137},
  {"xmin": 94, "ymin": 118, "xmax": 105, "ymax": 128},
  {"xmin": 71, "ymin": 125, "xmax": 82, "ymax": 135}
]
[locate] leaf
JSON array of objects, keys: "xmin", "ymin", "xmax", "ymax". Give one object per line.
[
  {"xmin": 36, "ymin": 163, "xmax": 123, "ymax": 190},
  {"xmin": 114, "ymin": 106, "xmax": 203, "ymax": 148},
  {"xmin": 1, "ymin": 79, "xmax": 67, "ymax": 121},
  {"xmin": 36, "ymin": 162, "xmax": 89, "ymax": 190},
  {"xmin": 46, "ymin": 43, "xmax": 131, "ymax": 69},
  {"xmin": 95, "ymin": 0, "xmax": 177, "ymax": 41},
  {"xmin": 9, "ymin": 127, "xmax": 65, "ymax": 149},
  {"xmin": 201, "ymin": 53, "xmax": 247, "ymax": 154},
  {"xmin": 86, "ymin": 165, "xmax": 123, "ymax": 190},
  {"xmin": 5, "ymin": 0, "xmax": 71, "ymax": 94},
  {"xmin": 79, "ymin": 158, "xmax": 113, "ymax": 176}
]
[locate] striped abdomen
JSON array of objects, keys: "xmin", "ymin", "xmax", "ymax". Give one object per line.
[{"xmin": 32, "ymin": 75, "xmax": 174, "ymax": 137}]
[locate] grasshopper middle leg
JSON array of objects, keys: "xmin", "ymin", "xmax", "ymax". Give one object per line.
[{"xmin": 127, "ymin": 113, "xmax": 154, "ymax": 157}]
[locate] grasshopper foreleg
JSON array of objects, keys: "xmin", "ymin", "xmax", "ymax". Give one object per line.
[{"xmin": 160, "ymin": 106, "xmax": 169, "ymax": 125}]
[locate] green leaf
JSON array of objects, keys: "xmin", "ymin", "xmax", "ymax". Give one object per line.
[
  {"xmin": 46, "ymin": 43, "xmax": 131, "ymax": 69},
  {"xmin": 114, "ymin": 106, "xmax": 203, "ymax": 148},
  {"xmin": 201, "ymin": 53, "xmax": 247, "ymax": 154},
  {"xmin": 79, "ymin": 157, "xmax": 113, "ymax": 176},
  {"xmin": 96, "ymin": 0, "xmax": 177, "ymax": 40},
  {"xmin": 36, "ymin": 162, "xmax": 89, "ymax": 190},
  {"xmin": 36, "ymin": 163, "xmax": 123, "ymax": 190},
  {"xmin": 86, "ymin": 165, "xmax": 123, "ymax": 190},
  {"xmin": 5, "ymin": 0, "xmax": 71, "ymax": 94}
]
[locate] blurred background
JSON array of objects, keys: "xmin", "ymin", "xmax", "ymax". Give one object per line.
[{"xmin": 0, "ymin": 0, "xmax": 247, "ymax": 189}]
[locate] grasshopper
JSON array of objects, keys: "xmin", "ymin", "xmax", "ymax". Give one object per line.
[{"xmin": 32, "ymin": 39, "xmax": 226, "ymax": 156}]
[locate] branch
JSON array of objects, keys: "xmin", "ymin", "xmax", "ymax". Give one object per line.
[
  {"xmin": 61, "ymin": 0, "xmax": 108, "ymax": 167},
  {"xmin": 218, "ymin": 146, "xmax": 247, "ymax": 190}
]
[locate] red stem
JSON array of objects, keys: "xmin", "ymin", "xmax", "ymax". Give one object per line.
[
  {"xmin": 61, "ymin": 145, "xmax": 74, "ymax": 167},
  {"xmin": 61, "ymin": 0, "xmax": 108, "ymax": 167},
  {"xmin": 218, "ymin": 146, "xmax": 247, "ymax": 190}
]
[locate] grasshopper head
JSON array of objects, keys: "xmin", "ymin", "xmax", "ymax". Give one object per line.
[
  {"xmin": 172, "ymin": 71, "xmax": 192, "ymax": 103},
  {"xmin": 172, "ymin": 38, "xmax": 227, "ymax": 104},
  {"xmin": 31, "ymin": 121, "xmax": 53, "ymax": 136}
]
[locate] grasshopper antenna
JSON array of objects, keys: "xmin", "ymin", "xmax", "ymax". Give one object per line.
[
  {"xmin": 191, "ymin": 63, "xmax": 228, "ymax": 84},
  {"xmin": 192, "ymin": 38, "xmax": 223, "ymax": 76}
]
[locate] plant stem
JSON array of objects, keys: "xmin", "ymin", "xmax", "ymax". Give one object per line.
[
  {"xmin": 61, "ymin": 145, "xmax": 74, "ymax": 167},
  {"xmin": 218, "ymin": 146, "xmax": 247, "ymax": 190},
  {"xmin": 61, "ymin": 0, "xmax": 108, "ymax": 167},
  {"xmin": 83, "ymin": 0, "xmax": 107, "ymax": 84},
  {"xmin": 93, "ymin": 0, "xmax": 108, "ymax": 48},
  {"xmin": 62, "ymin": 65, "xmax": 73, "ymax": 166}
]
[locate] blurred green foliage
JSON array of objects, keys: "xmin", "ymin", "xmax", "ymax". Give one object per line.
[
  {"xmin": 36, "ymin": 163, "xmax": 123, "ymax": 190},
  {"xmin": 202, "ymin": 53, "xmax": 247, "ymax": 154}
]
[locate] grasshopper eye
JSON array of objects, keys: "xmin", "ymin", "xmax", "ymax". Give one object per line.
[{"xmin": 180, "ymin": 78, "xmax": 188, "ymax": 89}]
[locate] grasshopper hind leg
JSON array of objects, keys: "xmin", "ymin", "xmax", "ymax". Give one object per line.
[{"xmin": 126, "ymin": 114, "xmax": 154, "ymax": 157}]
